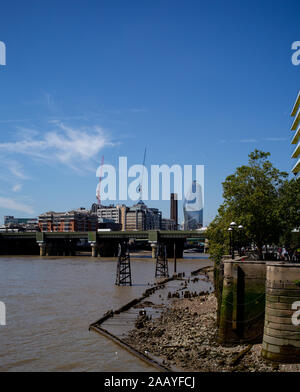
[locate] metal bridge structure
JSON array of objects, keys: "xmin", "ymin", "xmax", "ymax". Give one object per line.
[{"xmin": 0, "ymin": 230, "xmax": 207, "ymax": 257}]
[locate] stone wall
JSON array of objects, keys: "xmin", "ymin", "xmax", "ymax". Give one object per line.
[
  {"xmin": 218, "ymin": 260, "xmax": 266, "ymax": 345},
  {"xmin": 262, "ymin": 263, "xmax": 300, "ymax": 363}
]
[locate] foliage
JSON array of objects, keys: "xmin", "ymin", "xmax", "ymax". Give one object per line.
[
  {"xmin": 294, "ymin": 280, "xmax": 300, "ymax": 288},
  {"xmin": 278, "ymin": 177, "xmax": 300, "ymax": 247},
  {"xmin": 208, "ymin": 150, "xmax": 290, "ymax": 259}
]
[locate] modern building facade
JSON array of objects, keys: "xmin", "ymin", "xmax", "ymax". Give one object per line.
[
  {"xmin": 183, "ymin": 180, "xmax": 204, "ymax": 230},
  {"xmin": 38, "ymin": 208, "xmax": 98, "ymax": 232},
  {"xmin": 4, "ymin": 216, "xmax": 37, "ymax": 225},
  {"xmin": 291, "ymin": 90, "xmax": 300, "ymax": 175},
  {"xmin": 124, "ymin": 201, "xmax": 162, "ymax": 231},
  {"xmin": 91, "ymin": 203, "xmax": 127, "ymax": 230},
  {"xmin": 3, "ymin": 216, "xmax": 38, "ymax": 231},
  {"xmin": 90, "ymin": 202, "xmax": 162, "ymax": 231},
  {"xmin": 91, "ymin": 204, "xmax": 123, "ymax": 225}
]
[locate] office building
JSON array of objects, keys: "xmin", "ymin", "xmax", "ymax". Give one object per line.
[
  {"xmin": 38, "ymin": 208, "xmax": 98, "ymax": 232},
  {"xmin": 162, "ymin": 218, "xmax": 176, "ymax": 231},
  {"xmin": 183, "ymin": 180, "xmax": 204, "ymax": 230},
  {"xmin": 124, "ymin": 201, "xmax": 162, "ymax": 231}
]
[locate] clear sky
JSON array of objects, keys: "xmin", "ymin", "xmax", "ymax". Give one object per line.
[{"xmin": 0, "ymin": 0, "xmax": 299, "ymax": 225}]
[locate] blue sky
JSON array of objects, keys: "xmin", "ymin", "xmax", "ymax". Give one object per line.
[{"xmin": 0, "ymin": 0, "xmax": 299, "ymax": 225}]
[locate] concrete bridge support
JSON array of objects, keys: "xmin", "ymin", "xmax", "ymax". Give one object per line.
[
  {"xmin": 90, "ymin": 240, "xmax": 119, "ymax": 257},
  {"xmin": 90, "ymin": 242, "xmax": 98, "ymax": 257},
  {"xmin": 151, "ymin": 243, "xmax": 157, "ymax": 258},
  {"xmin": 37, "ymin": 239, "xmax": 77, "ymax": 256}
]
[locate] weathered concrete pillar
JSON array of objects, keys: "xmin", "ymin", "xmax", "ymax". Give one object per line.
[
  {"xmin": 204, "ymin": 238, "xmax": 209, "ymax": 253},
  {"xmin": 218, "ymin": 260, "xmax": 266, "ymax": 345},
  {"xmin": 262, "ymin": 262, "xmax": 300, "ymax": 363},
  {"xmin": 38, "ymin": 242, "xmax": 46, "ymax": 256},
  {"xmin": 151, "ymin": 242, "xmax": 157, "ymax": 258},
  {"xmin": 90, "ymin": 242, "xmax": 98, "ymax": 257}
]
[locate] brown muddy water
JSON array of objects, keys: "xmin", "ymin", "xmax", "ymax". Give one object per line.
[{"xmin": 0, "ymin": 254, "xmax": 212, "ymax": 372}]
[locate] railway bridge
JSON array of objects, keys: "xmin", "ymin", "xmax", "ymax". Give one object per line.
[{"xmin": 0, "ymin": 230, "xmax": 206, "ymax": 258}]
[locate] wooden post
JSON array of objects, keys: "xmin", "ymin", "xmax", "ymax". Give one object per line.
[{"xmin": 174, "ymin": 242, "xmax": 177, "ymax": 273}]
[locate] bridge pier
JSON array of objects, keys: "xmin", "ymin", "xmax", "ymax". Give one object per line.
[
  {"xmin": 90, "ymin": 240, "xmax": 119, "ymax": 257},
  {"xmin": 150, "ymin": 240, "xmax": 184, "ymax": 259},
  {"xmin": 90, "ymin": 242, "xmax": 98, "ymax": 257},
  {"xmin": 37, "ymin": 239, "xmax": 77, "ymax": 256},
  {"xmin": 151, "ymin": 242, "xmax": 157, "ymax": 258},
  {"xmin": 38, "ymin": 242, "xmax": 46, "ymax": 256}
]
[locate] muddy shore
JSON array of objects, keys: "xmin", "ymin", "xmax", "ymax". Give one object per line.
[{"xmin": 125, "ymin": 292, "xmax": 300, "ymax": 372}]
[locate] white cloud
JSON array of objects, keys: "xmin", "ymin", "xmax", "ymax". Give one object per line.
[
  {"xmin": 264, "ymin": 137, "xmax": 287, "ymax": 142},
  {"xmin": 0, "ymin": 123, "xmax": 113, "ymax": 172},
  {"xmin": 239, "ymin": 139, "xmax": 257, "ymax": 143},
  {"xmin": 12, "ymin": 184, "xmax": 22, "ymax": 192},
  {"xmin": 0, "ymin": 197, "xmax": 34, "ymax": 214},
  {"xmin": 9, "ymin": 161, "xmax": 30, "ymax": 180}
]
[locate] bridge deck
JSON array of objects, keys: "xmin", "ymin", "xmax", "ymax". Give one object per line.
[{"xmin": 0, "ymin": 230, "xmax": 206, "ymax": 242}]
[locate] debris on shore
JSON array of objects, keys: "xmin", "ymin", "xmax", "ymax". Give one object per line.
[{"xmin": 125, "ymin": 294, "xmax": 280, "ymax": 372}]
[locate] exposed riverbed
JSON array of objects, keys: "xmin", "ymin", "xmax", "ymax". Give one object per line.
[{"xmin": 0, "ymin": 253, "xmax": 211, "ymax": 372}]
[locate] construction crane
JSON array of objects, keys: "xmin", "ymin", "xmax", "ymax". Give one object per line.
[
  {"xmin": 137, "ymin": 148, "xmax": 147, "ymax": 201},
  {"xmin": 96, "ymin": 156, "xmax": 105, "ymax": 205}
]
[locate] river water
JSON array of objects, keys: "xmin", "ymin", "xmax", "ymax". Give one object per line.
[{"xmin": 0, "ymin": 254, "xmax": 212, "ymax": 372}]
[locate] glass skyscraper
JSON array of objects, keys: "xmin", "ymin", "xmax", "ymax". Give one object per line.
[{"xmin": 183, "ymin": 180, "xmax": 203, "ymax": 230}]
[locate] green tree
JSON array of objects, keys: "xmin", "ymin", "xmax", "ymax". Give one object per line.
[
  {"xmin": 208, "ymin": 150, "xmax": 288, "ymax": 259},
  {"xmin": 278, "ymin": 177, "xmax": 300, "ymax": 248}
]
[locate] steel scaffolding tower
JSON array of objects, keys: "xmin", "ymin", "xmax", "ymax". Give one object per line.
[
  {"xmin": 115, "ymin": 241, "xmax": 132, "ymax": 286},
  {"xmin": 155, "ymin": 243, "xmax": 169, "ymax": 278}
]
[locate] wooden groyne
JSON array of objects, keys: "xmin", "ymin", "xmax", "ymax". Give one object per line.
[
  {"xmin": 90, "ymin": 324, "xmax": 171, "ymax": 372},
  {"xmin": 89, "ymin": 276, "xmax": 177, "ymax": 371}
]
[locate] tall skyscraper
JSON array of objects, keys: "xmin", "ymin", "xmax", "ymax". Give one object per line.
[
  {"xmin": 170, "ymin": 193, "xmax": 178, "ymax": 230},
  {"xmin": 183, "ymin": 181, "xmax": 203, "ymax": 230}
]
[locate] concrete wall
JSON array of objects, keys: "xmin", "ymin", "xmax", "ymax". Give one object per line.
[
  {"xmin": 262, "ymin": 262, "xmax": 300, "ymax": 363},
  {"xmin": 218, "ymin": 260, "xmax": 266, "ymax": 345}
]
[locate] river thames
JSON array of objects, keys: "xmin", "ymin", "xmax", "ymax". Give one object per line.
[{"xmin": 0, "ymin": 254, "xmax": 211, "ymax": 372}]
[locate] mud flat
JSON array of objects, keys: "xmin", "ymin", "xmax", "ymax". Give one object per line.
[{"xmin": 125, "ymin": 290, "xmax": 300, "ymax": 372}]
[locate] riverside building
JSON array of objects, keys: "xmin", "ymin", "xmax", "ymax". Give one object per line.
[
  {"xmin": 38, "ymin": 208, "xmax": 98, "ymax": 232},
  {"xmin": 3, "ymin": 216, "xmax": 38, "ymax": 231},
  {"xmin": 91, "ymin": 201, "xmax": 162, "ymax": 231},
  {"xmin": 124, "ymin": 201, "xmax": 162, "ymax": 231}
]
